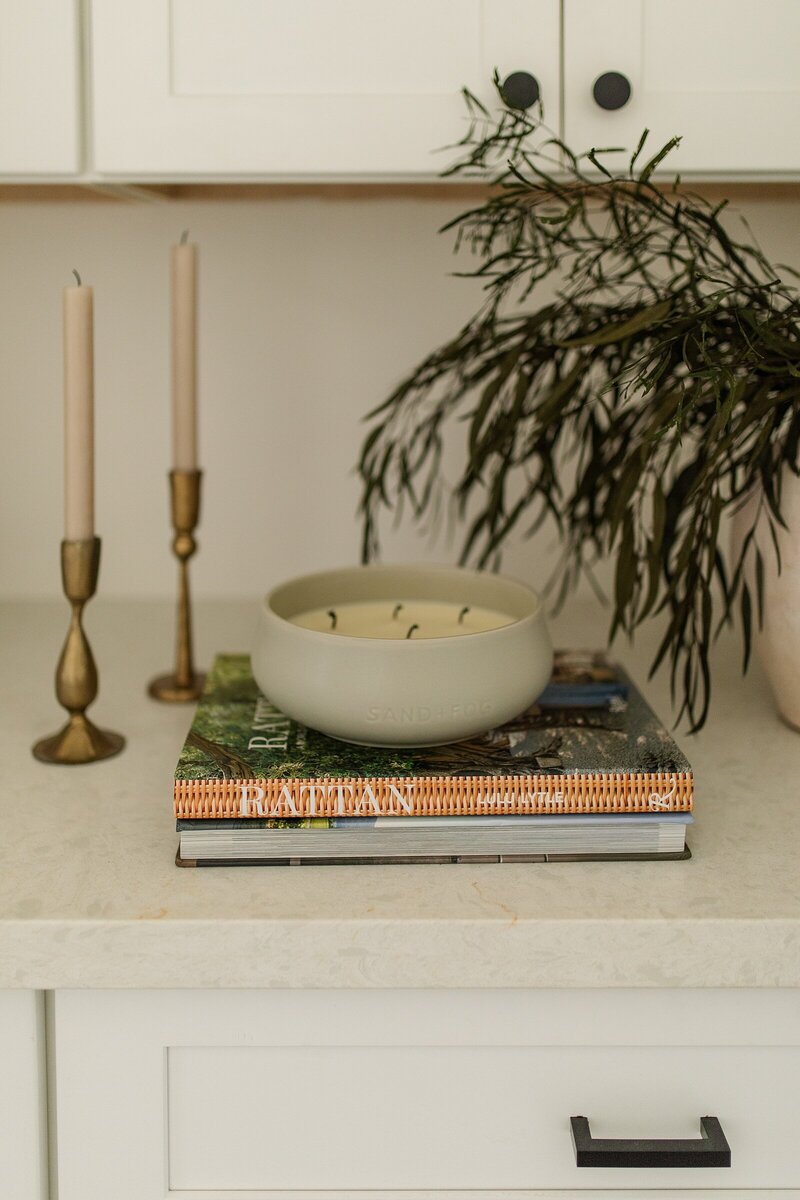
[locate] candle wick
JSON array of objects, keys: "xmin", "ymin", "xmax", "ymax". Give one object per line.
[
  {"xmin": 71, "ymin": 268, "xmax": 82, "ymax": 286},
  {"xmin": 180, "ymin": 229, "xmax": 190, "ymax": 245},
  {"xmin": 326, "ymin": 609, "xmax": 337, "ymax": 630},
  {"xmin": 405, "ymin": 624, "xmax": 420, "ymax": 639},
  {"xmin": 392, "ymin": 604, "xmax": 404, "ymax": 619},
  {"xmin": 458, "ymin": 606, "xmax": 471, "ymax": 623}
]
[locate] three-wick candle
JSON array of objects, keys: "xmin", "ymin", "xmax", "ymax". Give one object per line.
[
  {"xmin": 63, "ymin": 272, "xmax": 94, "ymax": 541},
  {"xmin": 171, "ymin": 233, "xmax": 198, "ymax": 470},
  {"xmin": 291, "ymin": 600, "xmax": 515, "ymax": 639},
  {"xmin": 254, "ymin": 565, "xmax": 553, "ymax": 746}
]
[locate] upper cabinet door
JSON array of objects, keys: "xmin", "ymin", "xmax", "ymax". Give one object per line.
[
  {"xmin": 564, "ymin": 0, "xmax": 800, "ymax": 176},
  {"xmin": 90, "ymin": 0, "xmax": 560, "ymax": 178},
  {"xmin": 0, "ymin": 1, "xmax": 81, "ymax": 174}
]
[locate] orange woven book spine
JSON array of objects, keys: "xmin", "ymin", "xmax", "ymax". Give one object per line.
[{"xmin": 174, "ymin": 770, "xmax": 693, "ymax": 819}]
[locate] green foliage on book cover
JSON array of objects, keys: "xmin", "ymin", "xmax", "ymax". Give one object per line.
[{"xmin": 175, "ymin": 654, "xmax": 690, "ymax": 794}]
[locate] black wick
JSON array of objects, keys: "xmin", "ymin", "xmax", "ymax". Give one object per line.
[
  {"xmin": 392, "ymin": 603, "xmax": 404, "ymax": 619},
  {"xmin": 72, "ymin": 268, "xmax": 82, "ymax": 286},
  {"xmin": 405, "ymin": 624, "xmax": 420, "ymax": 639},
  {"xmin": 458, "ymin": 606, "xmax": 471, "ymax": 623},
  {"xmin": 326, "ymin": 609, "xmax": 337, "ymax": 629}
]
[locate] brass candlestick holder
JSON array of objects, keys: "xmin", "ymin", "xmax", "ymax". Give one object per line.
[
  {"xmin": 148, "ymin": 469, "xmax": 205, "ymax": 703},
  {"xmin": 33, "ymin": 538, "xmax": 125, "ymax": 764}
]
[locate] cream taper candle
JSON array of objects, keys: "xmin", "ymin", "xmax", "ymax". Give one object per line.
[
  {"xmin": 63, "ymin": 272, "xmax": 94, "ymax": 541},
  {"xmin": 171, "ymin": 234, "xmax": 198, "ymax": 470}
]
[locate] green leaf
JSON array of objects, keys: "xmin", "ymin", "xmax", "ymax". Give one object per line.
[
  {"xmin": 613, "ymin": 510, "xmax": 637, "ymax": 629},
  {"xmin": 629, "ymin": 128, "xmax": 650, "ymax": 174},
  {"xmin": 741, "ymin": 582, "xmax": 753, "ymax": 673},
  {"xmin": 637, "ymin": 136, "xmax": 682, "ymax": 184},
  {"xmin": 557, "ymin": 299, "xmax": 673, "ymax": 348},
  {"xmin": 755, "ymin": 547, "xmax": 765, "ymax": 628}
]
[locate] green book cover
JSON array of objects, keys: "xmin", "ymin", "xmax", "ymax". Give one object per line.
[{"xmin": 173, "ymin": 652, "xmax": 692, "ymax": 821}]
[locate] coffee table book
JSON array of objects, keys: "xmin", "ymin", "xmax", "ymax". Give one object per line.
[{"xmin": 172, "ymin": 652, "xmax": 692, "ymax": 866}]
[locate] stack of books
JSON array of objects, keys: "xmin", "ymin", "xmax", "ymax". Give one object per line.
[{"xmin": 172, "ymin": 651, "xmax": 693, "ymax": 866}]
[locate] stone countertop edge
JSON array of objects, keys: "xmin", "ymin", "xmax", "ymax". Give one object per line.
[{"xmin": 0, "ymin": 917, "xmax": 798, "ymax": 990}]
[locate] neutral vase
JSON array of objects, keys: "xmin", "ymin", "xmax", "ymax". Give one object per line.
[{"xmin": 733, "ymin": 468, "xmax": 800, "ymax": 731}]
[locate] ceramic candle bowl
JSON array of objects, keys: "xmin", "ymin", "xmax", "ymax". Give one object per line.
[{"xmin": 252, "ymin": 564, "xmax": 553, "ymax": 747}]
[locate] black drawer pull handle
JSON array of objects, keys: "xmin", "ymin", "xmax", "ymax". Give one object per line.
[
  {"xmin": 592, "ymin": 70, "xmax": 632, "ymax": 110},
  {"xmin": 500, "ymin": 71, "xmax": 541, "ymax": 110},
  {"xmin": 571, "ymin": 1115, "xmax": 731, "ymax": 1169}
]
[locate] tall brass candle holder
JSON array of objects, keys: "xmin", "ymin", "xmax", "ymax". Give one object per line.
[
  {"xmin": 148, "ymin": 469, "xmax": 205, "ymax": 703},
  {"xmin": 33, "ymin": 538, "xmax": 125, "ymax": 764}
]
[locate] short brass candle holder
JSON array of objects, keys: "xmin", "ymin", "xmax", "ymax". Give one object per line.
[
  {"xmin": 33, "ymin": 537, "xmax": 125, "ymax": 765},
  {"xmin": 148, "ymin": 469, "xmax": 205, "ymax": 703}
]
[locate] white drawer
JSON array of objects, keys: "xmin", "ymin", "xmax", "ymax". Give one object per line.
[{"xmin": 53, "ymin": 988, "xmax": 800, "ymax": 1197}]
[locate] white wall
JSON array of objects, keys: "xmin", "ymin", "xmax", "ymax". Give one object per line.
[{"xmin": 0, "ymin": 189, "xmax": 798, "ymax": 602}]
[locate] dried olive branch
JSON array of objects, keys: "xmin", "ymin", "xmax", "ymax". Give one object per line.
[{"xmin": 357, "ymin": 80, "xmax": 800, "ymax": 730}]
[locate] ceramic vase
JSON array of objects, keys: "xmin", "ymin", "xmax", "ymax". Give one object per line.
[{"xmin": 732, "ymin": 467, "xmax": 800, "ymax": 731}]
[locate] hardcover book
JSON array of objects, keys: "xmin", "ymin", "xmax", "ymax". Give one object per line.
[{"xmin": 173, "ymin": 652, "xmax": 693, "ymax": 821}]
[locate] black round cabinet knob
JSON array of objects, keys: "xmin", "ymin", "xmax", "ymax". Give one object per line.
[
  {"xmin": 501, "ymin": 71, "xmax": 541, "ymax": 111},
  {"xmin": 592, "ymin": 71, "xmax": 632, "ymax": 110}
]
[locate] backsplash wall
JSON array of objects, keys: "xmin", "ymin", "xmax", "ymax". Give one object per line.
[{"xmin": 0, "ymin": 189, "xmax": 798, "ymax": 600}]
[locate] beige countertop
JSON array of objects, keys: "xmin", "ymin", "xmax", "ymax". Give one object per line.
[{"xmin": 1, "ymin": 596, "xmax": 798, "ymax": 989}]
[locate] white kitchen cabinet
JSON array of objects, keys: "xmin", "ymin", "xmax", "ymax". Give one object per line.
[
  {"xmin": 0, "ymin": 992, "xmax": 47, "ymax": 1200},
  {"xmin": 564, "ymin": 0, "xmax": 800, "ymax": 176},
  {"xmin": 0, "ymin": 0, "xmax": 81, "ymax": 174},
  {"xmin": 52, "ymin": 988, "xmax": 800, "ymax": 1197},
  {"xmin": 89, "ymin": 0, "xmax": 560, "ymax": 178},
  {"xmin": 3, "ymin": 2, "xmax": 800, "ymax": 182}
]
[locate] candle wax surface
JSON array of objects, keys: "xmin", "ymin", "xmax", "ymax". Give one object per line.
[{"xmin": 289, "ymin": 600, "xmax": 517, "ymax": 639}]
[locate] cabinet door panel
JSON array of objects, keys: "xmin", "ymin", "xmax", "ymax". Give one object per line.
[
  {"xmin": 564, "ymin": 0, "xmax": 800, "ymax": 175},
  {"xmin": 54, "ymin": 988, "xmax": 800, "ymax": 1197},
  {"xmin": 0, "ymin": 0, "xmax": 80, "ymax": 174},
  {"xmin": 0, "ymin": 991, "xmax": 47, "ymax": 1200},
  {"xmin": 91, "ymin": 0, "xmax": 560, "ymax": 177}
]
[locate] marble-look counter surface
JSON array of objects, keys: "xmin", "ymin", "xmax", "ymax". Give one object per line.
[{"xmin": 1, "ymin": 598, "xmax": 798, "ymax": 990}]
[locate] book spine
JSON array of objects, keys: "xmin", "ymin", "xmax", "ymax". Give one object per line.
[{"xmin": 174, "ymin": 771, "xmax": 693, "ymax": 819}]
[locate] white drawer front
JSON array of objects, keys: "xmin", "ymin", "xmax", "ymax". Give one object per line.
[
  {"xmin": 167, "ymin": 1043, "xmax": 791, "ymax": 1191},
  {"xmin": 54, "ymin": 988, "xmax": 800, "ymax": 1198}
]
